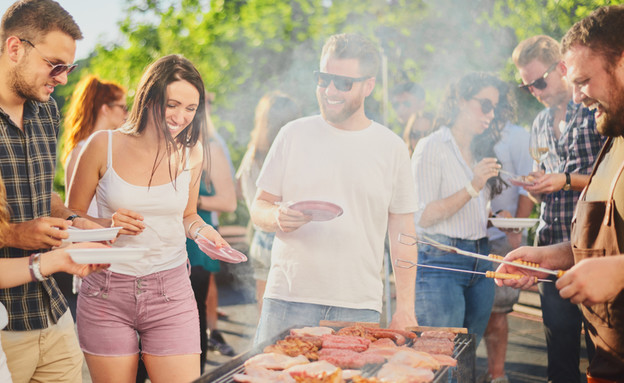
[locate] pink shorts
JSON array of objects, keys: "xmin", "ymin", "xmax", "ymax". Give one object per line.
[{"xmin": 76, "ymin": 262, "xmax": 200, "ymax": 356}]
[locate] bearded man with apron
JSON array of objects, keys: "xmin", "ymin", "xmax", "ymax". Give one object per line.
[{"xmin": 569, "ymin": 137, "xmax": 624, "ymax": 382}]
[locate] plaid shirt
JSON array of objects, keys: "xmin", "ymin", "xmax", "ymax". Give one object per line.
[
  {"xmin": 0, "ymin": 98, "xmax": 68, "ymax": 331},
  {"xmin": 532, "ymin": 101, "xmax": 605, "ymax": 246}
]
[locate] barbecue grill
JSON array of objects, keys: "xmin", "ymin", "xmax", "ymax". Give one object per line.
[{"xmin": 194, "ymin": 326, "xmax": 476, "ymax": 382}]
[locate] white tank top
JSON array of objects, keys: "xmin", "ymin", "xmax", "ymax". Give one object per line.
[{"xmin": 95, "ymin": 130, "xmax": 191, "ymax": 276}]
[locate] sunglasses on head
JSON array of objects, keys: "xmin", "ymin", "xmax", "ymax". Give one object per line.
[
  {"xmin": 20, "ymin": 39, "xmax": 78, "ymax": 77},
  {"xmin": 313, "ymin": 71, "xmax": 370, "ymax": 92},
  {"xmin": 472, "ymin": 98, "xmax": 496, "ymax": 115},
  {"xmin": 518, "ymin": 62, "xmax": 559, "ymax": 93}
]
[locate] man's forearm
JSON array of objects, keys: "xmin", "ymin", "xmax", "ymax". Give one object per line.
[
  {"xmin": 250, "ymin": 199, "xmax": 279, "ymax": 232},
  {"xmin": 547, "ymin": 241, "xmax": 576, "ymax": 270},
  {"xmin": 570, "ymin": 173, "xmax": 591, "ymax": 192},
  {"xmin": 388, "ymin": 213, "xmax": 417, "ymax": 314},
  {"xmin": 50, "ymin": 192, "xmax": 74, "ymax": 219}
]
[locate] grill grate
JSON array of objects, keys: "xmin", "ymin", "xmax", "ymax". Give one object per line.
[{"xmin": 194, "ymin": 330, "xmax": 475, "ymax": 383}]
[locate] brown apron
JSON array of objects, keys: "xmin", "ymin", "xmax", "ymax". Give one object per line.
[{"xmin": 571, "ymin": 138, "xmax": 624, "ymax": 381}]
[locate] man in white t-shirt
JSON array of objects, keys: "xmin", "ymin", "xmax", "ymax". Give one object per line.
[{"xmin": 251, "ymin": 33, "xmax": 419, "ymax": 344}]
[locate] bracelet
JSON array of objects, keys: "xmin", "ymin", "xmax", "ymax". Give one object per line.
[
  {"xmin": 28, "ymin": 253, "xmax": 37, "ymax": 282},
  {"xmin": 187, "ymin": 219, "xmax": 200, "ymax": 237},
  {"xmin": 465, "ymin": 182, "xmax": 479, "ymax": 198},
  {"xmin": 30, "ymin": 253, "xmax": 48, "ymax": 282},
  {"xmin": 193, "ymin": 223, "xmax": 210, "ymax": 240}
]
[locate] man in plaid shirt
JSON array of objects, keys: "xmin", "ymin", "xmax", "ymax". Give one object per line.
[
  {"xmin": 0, "ymin": 1, "xmax": 101, "ymax": 382},
  {"xmin": 512, "ymin": 36, "xmax": 605, "ymax": 383}
]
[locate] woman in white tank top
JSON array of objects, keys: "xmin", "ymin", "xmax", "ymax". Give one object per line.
[{"xmin": 66, "ymin": 55, "xmax": 229, "ymax": 383}]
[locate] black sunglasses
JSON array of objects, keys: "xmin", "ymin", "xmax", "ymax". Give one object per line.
[
  {"xmin": 20, "ymin": 39, "xmax": 78, "ymax": 77},
  {"xmin": 472, "ymin": 98, "xmax": 496, "ymax": 115},
  {"xmin": 518, "ymin": 62, "xmax": 559, "ymax": 93},
  {"xmin": 313, "ymin": 71, "xmax": 370, "ymax": 92}
]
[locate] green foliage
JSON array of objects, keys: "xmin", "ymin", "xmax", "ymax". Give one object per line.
[{"xmin": 54, "ymin": 0, "xmax": 622, "ymax": 224}]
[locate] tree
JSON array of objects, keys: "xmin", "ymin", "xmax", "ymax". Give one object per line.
[{"xmin": 54, "ymin": 0, "xmax": 622, "ymax": 201}]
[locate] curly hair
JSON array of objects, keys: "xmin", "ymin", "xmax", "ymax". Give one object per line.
[
  {"xmin": 434, "ymin": 72, "xmax": 508, "ymax": 199},
  {"xmin": 561, "ymin": 5, "xmax": 624, "ymax": 69}
]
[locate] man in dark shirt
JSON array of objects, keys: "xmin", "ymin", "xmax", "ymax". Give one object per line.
[{"xmin": 0, "ymin": 1, "xmax": 99, "ymax": 381}]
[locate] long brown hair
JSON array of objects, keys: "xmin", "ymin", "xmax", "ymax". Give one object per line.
[
  {"xmin": 247, "ymin": 91, "xmax": 301, "ymax": 167},
  {"xmin": 120, "ymin": 54, "xmax": 207, "ymax": 187},
  {"xmin": 61, "ymin": 75, "xmax": 125, "ymax": 163}
]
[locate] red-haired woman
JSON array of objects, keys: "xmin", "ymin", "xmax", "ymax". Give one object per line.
[{"xmin": 62, "ymin": 75, "xmax": 127, "ymax": 216}]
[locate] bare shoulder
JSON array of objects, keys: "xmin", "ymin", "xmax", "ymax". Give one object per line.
[
  {"xmin": 81, "ymin": 130, "xmax": 111, "ymax": 157},
  {"xmin": 188, "ymin": 141, "xmax": 205, "ymax": 169}
]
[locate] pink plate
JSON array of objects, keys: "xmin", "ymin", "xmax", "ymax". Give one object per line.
[
  {"xmin": 288, "ymin": 200, "xmax": 344, "ymax": 222},
  {"xmin": 195, "ymin": 235, "xmax": 247, "ymax": 264},
  {"xmin": 509, "ymin": 176, "xmax": 535, "ymax": 187}
]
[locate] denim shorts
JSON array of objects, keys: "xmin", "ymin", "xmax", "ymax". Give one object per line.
[
  {"xmin": 249, "ymin": 230, "xmax": 274, "ymax": 281},
  {"xmin": 254, "ymin": 298, "xmax": 380, "ymax": 346},
  {"xmin": 77, "ymin": 263, "xmax": 200, "ymax": 356}
]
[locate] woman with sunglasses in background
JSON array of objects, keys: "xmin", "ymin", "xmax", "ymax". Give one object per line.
[
  {"xmin": 66, "ymin": 55, "xmax": 229, "ymax": 383},
  {"xmin": 236, "ymin": 91, "xmax": 301, "ymax": 316},
  {"xmin": 402, "ymin": 110, "xmax": 433, "ymax": 157},
  {"xmin": 411, "ymin": 72, "xmax": 508, "ymax": 347}
]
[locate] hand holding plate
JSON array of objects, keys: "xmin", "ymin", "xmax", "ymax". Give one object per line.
[
  {"xmin": 274, "ymin": 202, "xmax": 312, "ymax": 233},
  {"xmin": 195, "ymin": 234, "xmax": 247, "ymax": 263},
  {"xmin": 45, "ymin": 242, "xmax": 111, "ymax": 278},
  {"xmin": 524, "ymin": 172, "xmax": 567, "ymax": 194},
  {"xmin": 111, "ymin": 208, "xmax": 145, "ymax": 236}
]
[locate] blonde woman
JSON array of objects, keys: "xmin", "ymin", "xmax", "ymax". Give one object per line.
[{"xmin": 236, "ymin": 91, "xmax": 301, "ymax": 313}]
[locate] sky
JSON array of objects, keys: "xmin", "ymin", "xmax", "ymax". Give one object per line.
[{"xmin": 56, "ymin": 0, "xmax": 127, "ymax": 60}]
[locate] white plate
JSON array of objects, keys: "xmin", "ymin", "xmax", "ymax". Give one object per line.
[
  {"xmin": 65, "ymin": 227, "xmax": 122, "ymax": 243},
  {"xmin": 67, "ymin": 247, "xmax": 149, "ymax": 264},
  {"xmin": 489, "ymin": 218, "xmax": 539, "ymax": 229}
]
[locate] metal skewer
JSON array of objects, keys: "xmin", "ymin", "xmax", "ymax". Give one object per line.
[
  {"xmin": 398, "ymin": 233, "xmax": 565, "ymax": 278},
  {"xmin": 394, "ymin": 259, "xmax": 553, "ymax": 283}
]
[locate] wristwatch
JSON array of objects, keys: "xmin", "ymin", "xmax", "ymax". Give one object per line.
[
  {"xmin": 562, "ymin": 172, "xmax": 571, "ymax": 191},
  {"xmin": 66, "ymin": 214, "xmax": 80, "ymax": 222}
]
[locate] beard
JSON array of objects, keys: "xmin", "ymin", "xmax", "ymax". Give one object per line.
[
  {"xmin": 10, "ymin": 66, "xmax": 48, "ymax": 103},
  {"xmin": 595, "ymin": 78, "xmax": 624, "ymax": 138},
  {"xmin": 317, "ymin": 89, "xmax": 364, "ymax": 125}
]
